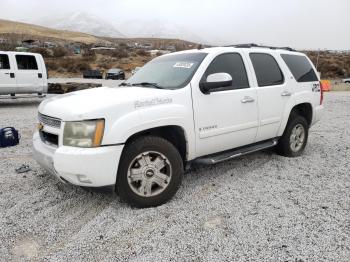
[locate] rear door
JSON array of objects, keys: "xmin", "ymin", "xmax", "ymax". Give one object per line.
[
  {"xmin": 15, "ymin": 54, "xmax": 42, "ymax": 93},
  {"xmin": 0, "ymin": 53, "xmax": 16, "ymax": 94},
  {"xmin": 248, "ymin": 52, "xmax": 292, "ymax": 142}
]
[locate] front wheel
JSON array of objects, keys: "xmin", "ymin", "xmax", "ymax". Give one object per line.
[
  {"xmin": 276, "ymin": 114, "xmax": 309, "ymax": 157},
  {"xmin": 116, "ymin": 136, "xmax": 183, "ymax": 208}
]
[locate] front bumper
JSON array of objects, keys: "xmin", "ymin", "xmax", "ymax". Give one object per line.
[{"xmin": 33, "ymin": 131, "xmax": 124, "ymax": 187}]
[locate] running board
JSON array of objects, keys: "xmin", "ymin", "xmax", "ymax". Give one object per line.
[{"xmin": 194, "ymin": 139, "xmax": 278, "ymax": 165}]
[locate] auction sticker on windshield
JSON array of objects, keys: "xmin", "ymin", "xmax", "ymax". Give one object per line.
[{"xmin": 173, "ymin": 62, "xmax": 194, "ymax": 69}]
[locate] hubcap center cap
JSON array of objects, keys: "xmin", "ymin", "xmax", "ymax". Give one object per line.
[{"xmin": 145, "ymin": 169, "xmax": 155, "ymax": 178}]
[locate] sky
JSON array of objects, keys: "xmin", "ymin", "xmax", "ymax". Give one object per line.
[{"xmin": 0, "ymin": 0, "xmax": 349, "ymax": 50}]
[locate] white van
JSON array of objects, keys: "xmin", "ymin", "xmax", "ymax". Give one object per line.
[{"xmin": 0, "ymin": 51, "xmax": 48, "ymax": 96}]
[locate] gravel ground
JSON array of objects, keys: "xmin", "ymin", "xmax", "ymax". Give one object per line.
[{"xmin": 0, "ymin": 92, "xmax": 349, "ymax": 261}]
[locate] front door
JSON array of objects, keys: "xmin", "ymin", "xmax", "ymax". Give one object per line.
[
  {"xmin": 14, "ymin": 54, "xmax": 41, "ymax": 94},
  {"xmin": 192, "ymin": 52, "xmax": 259, "ymax": 157},
  {"xmin": 0, "ymin": 53, "xmax": 17, "ymax": 94}
]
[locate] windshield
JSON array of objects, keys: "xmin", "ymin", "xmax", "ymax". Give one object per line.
[{"xmin": 124, "ymin": 52, "xmax": 207, "ymax": 89}]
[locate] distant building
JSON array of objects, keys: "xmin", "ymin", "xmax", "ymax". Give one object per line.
[
  {"xmin": 90, "ymin": 47, "xmax": 116, "ymax": 51},
  {"xmin": 139, "ymin": 43, "xmax": 153, "ymax": 50},
  {"xmin": 127, "ymin": 42, "xmax": 138, "ymax": 48},
  {"xmin": 21, "ymin": 39, "xmax": 40, "ymax": 48},
  {"xmin": 43, "ymin": 41, "xmax": 57, "ymax": 48},
  {"xmin": 66, "ymin": 42, "xmax": 83, "ymax": 54},
  {"xmin": 73, "ymin": 46, "xmax": 81, "ymax": 54}
]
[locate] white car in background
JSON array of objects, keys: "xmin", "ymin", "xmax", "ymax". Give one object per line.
[
  {"xmin": 0, "ymin": 51, "xmax": 48, "ymax": 96},
  {"xmin": 342, "ymin": 78, "xmax": 350, "ymax": 84}
]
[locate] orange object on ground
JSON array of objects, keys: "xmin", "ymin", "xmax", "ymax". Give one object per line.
[{"xmin": 320, "ymin": 80, "xmax": 331, "ymax": 92}]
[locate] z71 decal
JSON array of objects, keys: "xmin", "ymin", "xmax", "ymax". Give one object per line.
[{"xmin": 312, "ymin": 83, "xmax": 321, "ymax": 92}]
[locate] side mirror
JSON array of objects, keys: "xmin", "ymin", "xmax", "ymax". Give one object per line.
[{"xmin": 199, "ymin": 73, "xmax": 232, "ymax": 94}]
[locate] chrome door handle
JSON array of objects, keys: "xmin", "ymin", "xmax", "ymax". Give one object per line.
[
  {"xmin": 241, "ymin": 96, "xmax": 255, "ymax": 103},
  {"xmin": 281, "ymin": 91, "xmax": 292, "ymax": 97}
]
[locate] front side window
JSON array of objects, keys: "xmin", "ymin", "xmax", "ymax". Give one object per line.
[
  {"xmin": 250, "ymin": 53, "xmax": 284, "ymax": 87},
  {"xmin": 16, "ymin": 55, "xmax": 38, "ymax": 70},
  {"xmin": 125, "ymin": 52, "xmax": 207, "ymax": 89},
  {"xmin": 281, "ymin": 54, "xmax": 318, "ymax": 82},
  {"xmin": 0, "ymin": 54, "xmax": 10, "ymax": 70},
  {"xmin": 201, "ymin": 53, "xmax": 250, "ymax": 91}
]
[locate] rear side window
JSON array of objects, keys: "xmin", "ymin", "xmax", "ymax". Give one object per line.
[
  {"xmin": 281, "ymin": 54, "xmax": 318, "ymax": 82},
  {"xmin": 16, "ymin": 55, "xmax": 38, "ymax": 70},
  {"xmin": 0, "ymin": 54, "xmax": 10, "ymax": 70},
  {"xmin": 203, "ymin": 53, "xmax": 249, "ymax": 91},
  {"xmin": 250, "ymin": 53, "xmax": 284, "ymax": 87}
]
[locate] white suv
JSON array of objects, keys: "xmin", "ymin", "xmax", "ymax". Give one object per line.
[{"xmin": 33, "ymin": 45, "xmax": 324, "ymax": 208}]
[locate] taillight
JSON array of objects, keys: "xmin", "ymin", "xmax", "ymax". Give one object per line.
[{"xmin": 320, "ymin": 81, "xmax": 324, "ymax": 105}]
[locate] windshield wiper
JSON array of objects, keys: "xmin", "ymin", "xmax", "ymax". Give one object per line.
[
  {"xmin": 131, "ymin": 82, "xmax": 165, "ymax": 89},
  {"xmin": 119, "ymin": 82, "xmax": 131, "ymax": 87}
]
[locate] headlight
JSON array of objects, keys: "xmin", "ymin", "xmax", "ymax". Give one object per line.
[{"xmin": 63, "ymin": 119, "xmax": 105, "ymax": 148}]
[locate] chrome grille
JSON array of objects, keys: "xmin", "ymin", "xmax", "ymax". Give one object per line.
[{"xmin": 38, "ymin": 113, "xmax": 61, "ymax": 129}]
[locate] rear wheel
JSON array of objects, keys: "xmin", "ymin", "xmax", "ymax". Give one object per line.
[
  {"xmin": 116, "ymin": 136, "xmax": 183, "ymax": 208},
  {"xmin": 276, "ymin": 114, "xmax": 309, "ymax": 157}
]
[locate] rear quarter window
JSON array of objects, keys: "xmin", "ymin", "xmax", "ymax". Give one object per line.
[
  {"xmin": 16, "ymin": 55, "xmax": 38, "ymax": 70},
  {"xmin": 281, "ymin": 54, "xmax": 318, "ymax": 82},
  {"xmin": 250, "ymin": 53, "xmax": 284, "ymax": 87}
]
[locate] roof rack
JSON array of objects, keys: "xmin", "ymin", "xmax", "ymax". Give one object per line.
[{"xmin": 226, "ymin": 43, "xmax": 296, "ymax": 52}]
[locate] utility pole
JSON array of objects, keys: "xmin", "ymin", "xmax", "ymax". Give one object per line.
[{"xmin": 316, "ymin": 48, "xmax": 321, "ymax": 70}]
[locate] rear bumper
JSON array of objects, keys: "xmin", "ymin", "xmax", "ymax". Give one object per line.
[
  {"xmin": 312, "ymin": 104, "xmax": 324, "ymax": 126},
  {"xmin": 33, "ymin": 131, "xmax": 124, "ymax": 187}
]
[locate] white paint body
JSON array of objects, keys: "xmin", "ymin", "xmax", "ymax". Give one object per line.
[
  {"xmin": 33, "ymin": 47, "xmax": 323, "ymax": 187},
  {"xmin": 0, "ymin": 51, "xmax": 48, "ymax": 95}
]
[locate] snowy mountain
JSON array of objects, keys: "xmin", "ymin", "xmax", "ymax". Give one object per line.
[
  {"xmin": 34, "ymin": 13, "xmax": 204, "ymax": 43},
  {"xmin": 118, "ymin": 19, "xmax": 205, "ymax": 44},
  {"xmin": 35, "ymin": 12, "xmax": 125, "ymax": 38}
]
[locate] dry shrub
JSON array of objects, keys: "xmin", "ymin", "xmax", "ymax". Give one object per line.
[
  {"xmin": 54, "ymin": 58, "xmax": 91, "ymax": 73},
  {"xmin": 136, "ymin": 49, "xmax": 150, "ymax": 57},
  {"xmin": 0, "ymin": 43, "xmax": 16, "ymax": 51},
  {"xmin": 45, "ymin": 60, "xmax": 58, "ymax": 71},
  {"xmin": 30, "ymin": 47, "xmax": 51, "ymax": 58},
  {"xmin": 82, "ymin": 49, "xmax": 96, "ymax": 61},
  {"xmin": 304, "ymin": 51, "xmax": 350, "ymax": 79},
  {"xmin": 52, "ymin": 47, "xmax": 67, "ymax": 58},
  {"xmin": 111, "ymin": 48, "xmax": 129, "ymax": 59}
]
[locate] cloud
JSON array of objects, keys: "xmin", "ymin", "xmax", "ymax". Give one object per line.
[{"xmin": 0, "ymin": 0, "xmax": 349, "ymax": 49}]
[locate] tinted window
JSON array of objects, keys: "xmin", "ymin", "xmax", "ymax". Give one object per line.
[
  {"xmin": 202, "ymin": 53, "xmax": 249, "ymax": 91},
  {"xmin": 250, "ymin": 53, "xmax": 284, "ymax": 86},
  {"xmin": 16, "ymin": 55, "xmax": 38, "ymax": 70},
  {"xmin": 0, "ymin": 54, "xmax": 10, "ymax": 70},
  {"xmin": 281, "ymin": 54, "xmax": 318, "ymax": 82}
]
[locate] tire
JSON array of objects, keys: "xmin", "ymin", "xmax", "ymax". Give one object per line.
[
  {"xmin": 116, "ymin": 136, "xmax": 184, "ymax": 208},
  {"xmin": 276, "ymin": 114, "xmax": 309, "ymax": 157}
]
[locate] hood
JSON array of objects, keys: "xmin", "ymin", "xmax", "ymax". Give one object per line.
[{"xmin": 39, "ymin": 86, "xmax": 174, "ymax": 121}]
